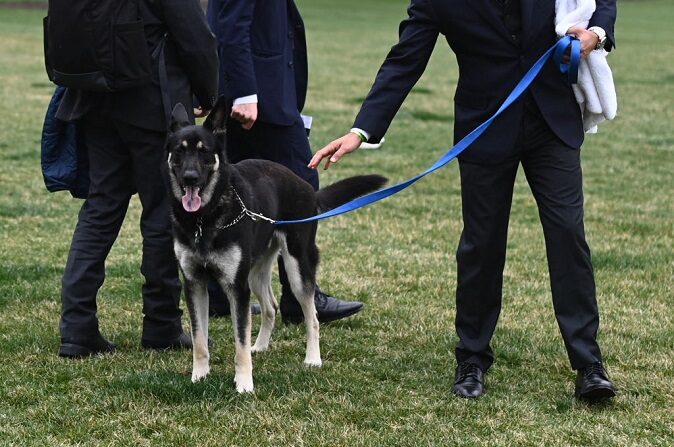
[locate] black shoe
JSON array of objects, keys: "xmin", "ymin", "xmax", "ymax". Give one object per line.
[
  {"xmin": 58, "ymin": 333, "xmax": 117, "ymax": 359},
  {"xmin": 141, "ymin": 331, "xmax": 193, "ymax": 351},
  {"xmin": 452, "ymin": 362, "xmax": 485, "ymax": 398},
  {"xmin": 281, "ymin": 289, "xmax": 364, "ymax": 325},
  {"xmin": 209, "ymin": 303, "xmax": 262, "ymax": 318},
  {"xmin": 575, "ymin": 362, "xmax": 616, "ymax": 400}
]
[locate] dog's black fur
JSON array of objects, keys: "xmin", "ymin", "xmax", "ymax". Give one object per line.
[{"xmin": 163, "ymin": 98, "xmax": 386, "ymax": 392}]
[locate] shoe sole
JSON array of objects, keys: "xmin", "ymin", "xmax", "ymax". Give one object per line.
[
  {"xmin": 576, "ymin": 386, "xmax": 617, "ymax": 400},
  {"xmin": 58, "ymin": 343, "xmax": 115, "ymax": 359},
  {"xmin": 282, "ymin": 305, "xmax": 364, "ymax": 325}
]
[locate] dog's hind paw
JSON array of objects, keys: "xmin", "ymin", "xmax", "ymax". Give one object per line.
[
  {"xmin": 304, "ymin": 357, "xmax": 322, "ymax": 368},
  {"xmin": 251, "ymin": 342, "xmax": 269, "ymax": 354},
  {"xmin": 234, "ymin": 374, "xmax": 254, "ymax": 393},
  {"xmin": 191, "ymin": 366, "xmax": 210, "ymax": 383}
]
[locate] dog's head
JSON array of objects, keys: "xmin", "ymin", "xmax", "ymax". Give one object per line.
[{"xmin": 165, "ymin": 99, "xmax": 230, "ymax": 213}]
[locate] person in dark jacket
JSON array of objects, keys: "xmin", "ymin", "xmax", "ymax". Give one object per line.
[
  {"xmin": 205, "ymin": 0, "xmax": 364, "ymax": 324},
  {"xmin": 55, "ymin": 0, "xmax": 218, "ymax": 358},
  {"xmin": 310, "ymin": 0, "xmax": 617, "ymax": 400}
]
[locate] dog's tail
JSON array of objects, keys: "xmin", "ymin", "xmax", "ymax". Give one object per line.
[{"xmin": 316, "ymin": 175, "xmax": 388, "ymax": 213}]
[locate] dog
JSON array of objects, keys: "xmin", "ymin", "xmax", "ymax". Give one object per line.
[{"xmin": 163, "ymin": 99, "xmax": 387, "ymax": 393}]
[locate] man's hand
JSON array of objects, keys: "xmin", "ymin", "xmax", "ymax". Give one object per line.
[
  {"xmin": 566, "ymin": 26, "xmax": 600, "ymax": 60},
  {"xmin": 309, "ymin": 132, "xmax": 363, "ymax": 170},
  {"xmin": 231, "ymin": 102, "xmax": 258, "ymax": 130},
  {"xmin": 194, "ymin": 107, "xmax": 210, "ymax": 118}
]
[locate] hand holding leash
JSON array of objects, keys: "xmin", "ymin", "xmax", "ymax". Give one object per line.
[{"xmin": 565, "ymin": 26, "xmax": 599, "ymax": 61}]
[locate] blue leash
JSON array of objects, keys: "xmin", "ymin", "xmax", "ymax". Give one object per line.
[{"xmin": 275, "ymin": 36, "xmax": 580, "ymax": 225}]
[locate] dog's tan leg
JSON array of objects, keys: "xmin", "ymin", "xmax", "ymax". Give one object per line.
[
  {"xmin": 281, "ymin": 252, "xmax": 321, "ymax": 367},
  {"xmin": 186, "ymin": 279, "xmax": 210, "ymax": 382},
  {"xmin": 227, "ymin": 287, "xmax": 254, "ymax": 393},
  {"xmin": 250, "ymin": 247, "xmax": 278, "ymax": 353}
]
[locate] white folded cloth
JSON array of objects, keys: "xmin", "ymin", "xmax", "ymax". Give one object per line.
[{"xmin": 555, "ymin": 0, "xmax": 617, "ymax": 133}]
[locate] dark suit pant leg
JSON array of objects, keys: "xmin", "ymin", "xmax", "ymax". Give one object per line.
[
  {"xmin": 521, "ymin": 141, "xmax": 602, "ymax": 370},
  {"xmin": 118, "ymin": 122, "xmax": 183, "ymax": 341},
  {"xmin": 454, "ymin": 158, "xmax": 519, "ymax": 372},
  {"xmin": 60, "ymin": 121, "xmax": 134, "ymax": 339}
]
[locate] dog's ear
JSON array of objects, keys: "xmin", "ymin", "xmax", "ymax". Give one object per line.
[
  {"xmin": 170, "ymin": 103, "xmax": 191, "ymax": 133},
  {"xmin": 203, "ymin": 96, "xmax": 230, "ymax": 133}
]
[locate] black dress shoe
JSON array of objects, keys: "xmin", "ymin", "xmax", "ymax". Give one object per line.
[
  {"xmin": 209, "ymin": 303, "xmax": 262, "ymax": 318},
  {"xmin": 141, "ymin": 331, "xmax": 193, "ymax": 350},
  {"xmin": 452, "ymin": 362, "xmax": 485, "ymax": 398},
  {"xmin": 575, "ymin": 362, "xmax": 616, "ymax": 400},
  {"xmin": 58, "ymin": 333, "xmax": 117, "ymax": 359},
  {"xmin": 281, "ymin": 289, "xmax": 364, "ymax": 325}
]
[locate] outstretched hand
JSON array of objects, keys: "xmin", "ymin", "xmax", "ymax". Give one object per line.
[{"xmin": 309, "ymin": 132, "xmax": 363, "ymax": 170}]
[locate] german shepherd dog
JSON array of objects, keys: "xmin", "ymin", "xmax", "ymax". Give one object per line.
[{"xmin": 164, "ymin": 99, "xmax": 386, "ymax": 393}]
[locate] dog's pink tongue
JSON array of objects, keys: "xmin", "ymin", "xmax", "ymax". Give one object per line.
[{"xmin": 182, "ymin": 187, "xmax": 202, "ymax": 212}]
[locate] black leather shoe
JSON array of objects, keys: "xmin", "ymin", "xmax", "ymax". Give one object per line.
[
  {"xmin": 141, "ymin": 331, "xmax": 193, "ymax": 350},
  {"xmin": 575, "ymin": 362, "xmax": 616, "ymax": 400},
  {"xmin": 282, "ymin": 289, "xmax": 364, "ymax": 325},
  {"xmin": 58, "ymin": 333, "xmax": 116, "ymax": 359},
  {"xmin": 209, "ymin": 303, "xmax": 262, "ymax": 318},
  {"xmin": 452, "ymin": 362, "xmax": 485, "ymax": 398}
]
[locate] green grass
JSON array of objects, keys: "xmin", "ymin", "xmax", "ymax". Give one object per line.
[{"xmin": 1, "ymin": 1, "xmax": 673, "ymax": 445}]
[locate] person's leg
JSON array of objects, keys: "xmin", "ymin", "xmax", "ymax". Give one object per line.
[
  {"xmin": 521, "ymin": 139, "xmax": 603, "ymax": 370},
  {"xmin": 454, "ymin": 158, "xmax": 519, "ymax": 372},
  {"xmin": 117, "ymin": 121, "xmax": 187, "ymax": 346},
  {"xmin": 59, "ymin": 117, "xmax": 134, "ymax": 356}
]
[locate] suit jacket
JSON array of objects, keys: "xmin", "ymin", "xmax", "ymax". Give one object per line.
[
  {"xmin": 353, "ymin": 0, "xmax": 617, "ymax": 163},
  {"xmin": 207, "ymin": 0, "xmax": 308, "ymax": 126},
  {"xmin": 55, "ymin": 0, "xmax": 218, "ymax": 132}
]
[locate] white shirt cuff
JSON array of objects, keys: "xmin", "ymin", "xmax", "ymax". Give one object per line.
[
  {"xmin": 350, "ymin": 127, "xmax": 371, "ymax": 141},
  {"xmin": 233, "ymin": 94, "xmax": 258, "ymax": 105}
]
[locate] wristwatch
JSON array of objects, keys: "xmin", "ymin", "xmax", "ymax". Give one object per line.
[{"xmin": 588, "ymin": 26, "xmax": 607, "ymax": 51}]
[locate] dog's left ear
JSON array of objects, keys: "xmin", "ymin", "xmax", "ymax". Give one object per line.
[
  {"xmin": 170, "ymin": 103, "xmax": 191, "ymax": 133},
  {"xmin": 203, "ymin": 96, "xmax": 230, "ymax": 133}
]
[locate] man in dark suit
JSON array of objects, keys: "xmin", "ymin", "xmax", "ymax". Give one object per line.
[
  {"xmin": 55, "ymin": 0, "xmax": 218, "ymax": 357},
  {"xmin": 310, "ymin": 0, "xmax": 617, "ymax": 400},
  {"xmin": 206, "ymin": 0, "xmax": 364, "ymax": 324}
]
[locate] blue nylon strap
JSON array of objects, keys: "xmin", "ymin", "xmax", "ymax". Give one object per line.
[{"xmin": 275, "ymin": 36, "xmax": 580, "ymax": 225}]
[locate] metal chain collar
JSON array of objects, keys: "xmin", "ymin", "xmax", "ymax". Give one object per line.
[{"xmin": 193, "ymin": 187, "xmax": 275, "ymax": 244}]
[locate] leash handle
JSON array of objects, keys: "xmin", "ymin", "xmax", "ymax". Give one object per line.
[{"xmin": 275, "ymin": 36, "xmax": 580, "ymax": 226}]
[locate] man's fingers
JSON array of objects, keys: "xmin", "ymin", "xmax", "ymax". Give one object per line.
[{"xmin": 309, "ymin": 143, "xmax": 338, "ymax": 170}]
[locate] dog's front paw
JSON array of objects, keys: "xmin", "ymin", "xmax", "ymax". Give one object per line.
[
  {"xmin": 191, "ymin": 365, "xmax": 210, "ymax": 383},
  {"xmin": 234, "ymin": 373, "xmax": 254, "ymax": 393},
  {"xmin": 304, "ymin": 357, "xmax": 322, "ymax": 368}
]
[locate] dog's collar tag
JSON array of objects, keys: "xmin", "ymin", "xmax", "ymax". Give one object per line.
[{"xmin": 194, "ymin": 217, "xmax": 203, "ymax": 244}]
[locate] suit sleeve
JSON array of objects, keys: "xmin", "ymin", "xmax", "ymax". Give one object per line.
[
  {"xmin": 213, "ymin": 0, "xmax": 258, "ymax": 100},
  {"xmin": 162, "ymin": 0, "xmax": 219, "ymax": 108},
  {"xmin": 352, "ymin": 0, "xmax": 440, "ymax": 142},
  {"xmin": 589, "ymin": 0, "xmax": 617, "ymax": 51}
]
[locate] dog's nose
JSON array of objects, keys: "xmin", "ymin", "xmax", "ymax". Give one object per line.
[{"xmin": 182, "ymin": 169, "xmax": 199, "ymax": 185}]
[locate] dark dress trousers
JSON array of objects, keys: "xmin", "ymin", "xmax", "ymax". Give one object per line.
[
  {"xmin": 56, "ymin": 0, "xmax": 218, "ymax": 341},
  {"xmin": 352, "ymin": 0, "xmax": 616, "ymax": 371}
]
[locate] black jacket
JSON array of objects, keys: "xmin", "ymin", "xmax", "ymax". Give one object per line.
[
  {"xmin": 56, "ymin": 0, "xmax": 218, "ymax": 132},
  {"xmin": 353, "ymin": 0, "xmax": 617, "ymax": 163}
]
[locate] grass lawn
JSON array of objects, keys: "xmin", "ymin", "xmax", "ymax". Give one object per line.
[{"xmin": 0, "ymin": 0, "xmax": 672, "ymax": 445}]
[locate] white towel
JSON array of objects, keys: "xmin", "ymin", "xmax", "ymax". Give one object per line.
[{"xmin": 555, "ymin": 0, "xmax": 617, "ymax": 133}]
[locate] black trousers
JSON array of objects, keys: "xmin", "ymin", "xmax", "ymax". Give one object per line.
[
  {"xmin": 60, "ymin": 115, "xmax": 182, "ymax": 341},
  {"xmin": 209, "ymin": 117, "xmax": 319, "ymax": 313},
  {"xmin": 455, "ymin": 102, "xmax": 603, "ymax": 371}
]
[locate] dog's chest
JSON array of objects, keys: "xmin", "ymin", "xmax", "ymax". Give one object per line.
[{"xmin": 174, "ymin": 240, "xmax": 243, "ymax": 285}]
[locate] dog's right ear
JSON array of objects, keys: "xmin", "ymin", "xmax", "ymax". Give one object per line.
[
  {"xmin": 203, "ymin": 96, "xmax": 230, "ymax": 133},
  {"xmin": 170, "ymin": 103, "xmax": 191, "ymax": 133}
]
